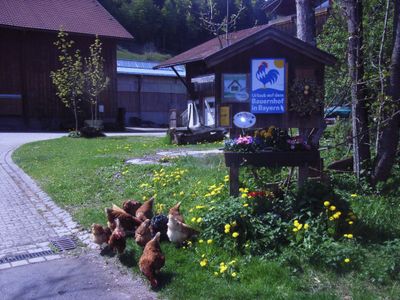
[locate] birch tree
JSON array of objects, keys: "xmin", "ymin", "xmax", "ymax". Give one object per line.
[{"xmin": 50, "ymin": 29, "xmax": 84, "ymax": 133}]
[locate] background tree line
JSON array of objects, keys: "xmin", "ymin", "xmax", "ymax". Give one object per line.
[{"xmin": 98, "ymin": 0, "xmax": 268, "ymax": 54}]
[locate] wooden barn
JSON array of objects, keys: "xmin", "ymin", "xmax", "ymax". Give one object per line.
[
  {"xmin": 0, "ymin": 0, "xmax": 132, "ymax": 130},
  {"xmin": 117, "ymin": 60, "xmax": 186, "ymax": 127}
]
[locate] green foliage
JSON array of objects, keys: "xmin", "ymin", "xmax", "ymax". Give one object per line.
[
  {"xmin": 12, "ymin": 137, "xmax": 400, "ymax": 299},
  {"xmin": 117, "ymin": 46, "xmax": 171, "ymax": 61},
  {"xmin": 361, "ymin": 239, "xmax": 400, "ymax": 284},
  {"xmin": 50, "ymin": 29, "xmax": 85, "ymax": 132},
  {"xmin": 318, "ymin": 0, "xmax": 395, "ymax": 139},
  {"xmin": 320, "ymin": 119, "xmax": 352, "ymax": 163},
  {"xmin": 99, "ymin": 0, "xmax": 268, "ymax": 54},
  {"xmin": 84, "ymin": 36, "xmax": 109, "ymax": 121}
]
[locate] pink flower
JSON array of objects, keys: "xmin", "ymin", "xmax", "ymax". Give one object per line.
[{"xmin": 236, "ymin": 135, "xmax": 253, "ymax": 145}]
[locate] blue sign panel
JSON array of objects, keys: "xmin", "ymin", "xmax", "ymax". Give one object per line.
[{"xmin": 250, "ymin": 59, "xmax": 286, "ymax": 114}]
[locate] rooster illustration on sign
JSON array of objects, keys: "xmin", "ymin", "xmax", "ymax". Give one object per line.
[{"xmin": 256, "ymin": 61, "xmax": 279, "ymax": 88}]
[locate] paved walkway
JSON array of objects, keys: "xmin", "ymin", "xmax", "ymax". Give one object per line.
[
  {"xmin": 0, "ymin": 133, "xmax": 73, "ymax": 262},
  {"xmin": 0, "ymin": 132, "xmax": 159, "ymax": 299}
]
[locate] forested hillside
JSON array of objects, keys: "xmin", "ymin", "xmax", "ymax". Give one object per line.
[{"xmin": 99, "ymin": 0, "xmax": 268, "ymax": 55}]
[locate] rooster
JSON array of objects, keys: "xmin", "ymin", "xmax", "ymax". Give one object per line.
[
  {"xmin": 168, "ymin": 202, "xmax": 184, "ymax": 223},
  {"xmin": 136, "ymin": 197, "xmax": 154, "ymax": 222},
  {"xmin": 167, "ymin": 215, "xmax": 198, "ymax": 245},
  {"xmin": 90, "ymin": 224, "xmax": 112, "ymax": 247},
  {"xmin": 139, "ymin": 232, "xmax": 165, "ymax": 288},
  {"xmin": 135, "ymin": 219, "xmax": 152, "ymax": 247},
  {"xmin": 105, "ymin": 204, "xmax": 142, "ymax": 235},
  {"xmin": 108, "ymin": 218, "xmax": 126, "ymax": 254},
  {"xmin": 256, "ymin": 61, "xmax": 279, "ymax": 88},
  {"xmin": 123, "ymin": 199, "xmax": 142, "ymax": 216}
]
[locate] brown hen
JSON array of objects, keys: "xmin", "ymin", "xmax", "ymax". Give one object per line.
[
  {"xmin": 168, "ymin": 201, "xmax": 184, "ymax": 223},
  {"xmin": 135, "ymin": 197, "xmax": 154, "ymax": 221},
  {"xmin": 105, "ymin": 204, "xmax": 142, "ymax": 234},
  {"xmin": 135, "ymin": 219, "xmax": 152, "ymax": 247},
  {"xmin": 122, "ymin": 199, "xmax": 141, "ymax": 216},
  {"xmin": 108, "ymin": 218, "xmax": 126, "ymax": 254},
  {"xmin": 139, "ymin": 232, "xmax": 165, "ymax": 288},
  {"xmin": 167, "ymin": 215, "xmax": 198, "ymax": 245},
  {"xmin": 91, "ymin": 224, "xmax": 112, "ymax": 247}
]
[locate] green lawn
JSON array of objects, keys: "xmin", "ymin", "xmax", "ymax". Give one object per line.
[{"xmin": 13, "ymin": 136, "xmax": 400, "ymax": 299}]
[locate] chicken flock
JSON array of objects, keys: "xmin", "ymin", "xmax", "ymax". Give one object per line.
[{"xmin": 91, "ymin": 198, "xmax": 198, "ymax": 288}]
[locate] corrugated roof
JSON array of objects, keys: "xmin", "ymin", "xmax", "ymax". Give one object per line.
[
  {"xmin": 0, "ymin": 0, "xmax": 133, "ymax": 39},
  {"xmin": 155, "ymin": 10, "xmax": 333, "ymax": 69},
  {"xmin": 117, "ymin": 60, "xmax": 185, "ymax": 77}
]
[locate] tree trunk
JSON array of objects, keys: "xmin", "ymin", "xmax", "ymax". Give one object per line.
[
  {"xmin": 72, "ymin": 98, "xmax": 79, "ymax": 132},
  {"xmin": 296, "ymin": 0, "xmax": 316, "ymax": 46},
  {"xmin": 372, "ymin": 0, "xmax": 400, "ymax": 184},
  {"xmin": 342, "ymin": 0, "xmax": 371, "ymax": 180},
  {"xmin": 296, "ymin": 0, "xmax": 317, "ymax": 183}
]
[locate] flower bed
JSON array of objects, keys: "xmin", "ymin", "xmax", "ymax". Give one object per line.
[{"xmin": 224, "ymin": 150, "xmax": 320, "ymax": 168}]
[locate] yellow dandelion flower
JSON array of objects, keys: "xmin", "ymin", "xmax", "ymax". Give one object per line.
[
  {"xmin": 329, "ymin": 205, "xmax": 336, "ymax": 211},
  {"xmin": 297, "ymin": 223, "xmax": 303, "ymax": 230},
  {"xmin": 329, "ymin": 217, "xmax": 334, "ymax": 221},
  {"xmin": 323, "ymin": 201, "xmax": 330, "ymax": 207},
  {"xmin": 225, "ymin": 224, "xmax": 231, "ymax": 230},
  {"xmin": 350, "ymin": 194, "xmax": 358, "ymax": 197},
  {"xmin": 199, "ymin": 239, "xmax": 204, "ymax": 244},
  {"xmin": 241, "ymin": 193, "xmax": 248, "ymax": 198},
  {"xmin": 179, "ymin": 191, "xmax": 184, "ymax": 196},
  {"xmin": 220, "ymin": 265, "xmax": 228, "ymax": 273},
  {"xmin": 304, "ymin": 223, "xmax": 309, "ymax": 230},
  {"xmin": 191, "ymin": 217, "xmax": 196, "ymax": 222},
  {"xmin": 348, "ymin": 221, "xmax": 354, "ymax": 225},
  {"xmin": 344, "ymin": 258, "xmax": 351, "ymax": 263},
  {"xmin": 293, "ymin": 228, "xmax": 299, "ymax": 232},
  {"xmin": 231, "ymin": 221, "xmax": 237, "ymax": 226},
  {"xmin": 200, "ymin": 259, "xmax": 208, "ymax": 267},
  {"xmin": 196, "ymin": 217, "xmax": 202, "ymax": 223},
  {"xmin": 214, "ymin": 272, "xmax": 219, "ymax": 276},
  {"xmin": 294, "ymin": 220, "xmax": 300, "ymax": 226},
  {"xmin": 243, "ymin": 203, "xmax": 249, "ymax": 207},
  {"xmin": 231, "ymin": 272, "xmax": 237, "ymax": 277},
  {"xmin": 207, "ymin": 239, "xmax": 213, "ymax": 244},
  {"xmin": 232, "ymin": 232, "xmax": 239, "ymax": 238}
]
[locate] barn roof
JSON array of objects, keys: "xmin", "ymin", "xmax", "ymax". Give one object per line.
[
  {"xmin": 0, "ymin": 0, "xmax": 133, "ymax": 39},
  {"xmin": 155, "ymin": 12, "xmax": 335, "ymax": 69}
]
